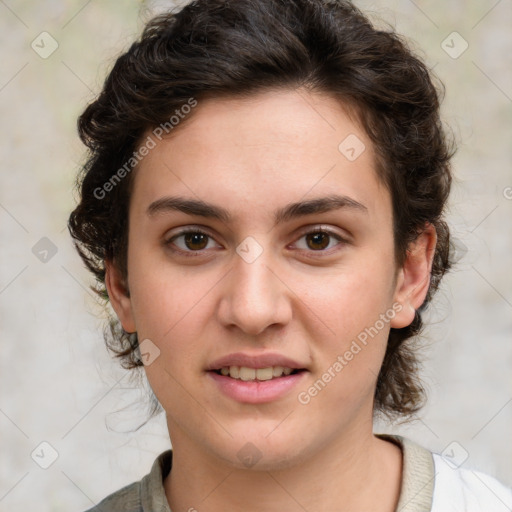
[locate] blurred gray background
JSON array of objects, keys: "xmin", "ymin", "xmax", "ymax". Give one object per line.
[{"xmin": 0, "ymin": 1, "xmax": 511, "ymax": 510}]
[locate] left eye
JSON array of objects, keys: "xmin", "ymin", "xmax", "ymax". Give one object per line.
[
  {"xmin": 168, "ymin": 231, "xmax": 219, "ymax": 252},
  {"xmin": 294, "ymin": 230, "xmax": 344, "ymax": 251}
]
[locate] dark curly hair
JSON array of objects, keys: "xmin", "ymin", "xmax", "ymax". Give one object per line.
[{"xmin": 68, "ymin": 0, "xmax": 454, "ymax": 419}]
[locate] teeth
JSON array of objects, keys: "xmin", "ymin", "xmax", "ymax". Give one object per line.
[
  {"xmin": 256, "ymin": 367, "xmax": 273, "ymax": 381},
  {"xmin": 272, "ymin": 366, "xmax": 284, "ymax": 377},
  {"xmin": 239, "ymin": 367, "xmax": 256, "ymax": 381},
  {"xmin": 217, "ymin": 366, "xmax": 297, "ymax": 381}
]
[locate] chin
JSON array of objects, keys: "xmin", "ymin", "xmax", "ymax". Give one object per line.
[{"xmin": 208, "ymin": 430, "xmax": 310, "ymax": 472}]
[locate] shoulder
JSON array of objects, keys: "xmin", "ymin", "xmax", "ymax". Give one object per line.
[
  {"xmin": 83, "ymin": 480, "xmax": 142, "ymax": 512},
  {"xmin": 82, "ymin": 450, "xmax": 173, "ymax": 512},
  {"xmin": 431, "ymin": 452, "xmax": 512, "ymax": 512},
  {"xmin": 378, "ymin": 434, "xmax": 512, "ymax": 512}
]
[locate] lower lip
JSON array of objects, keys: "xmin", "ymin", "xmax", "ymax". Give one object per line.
[{"xmin": 207, "ymin": 371, "xmax": 307, "ymax": 404}]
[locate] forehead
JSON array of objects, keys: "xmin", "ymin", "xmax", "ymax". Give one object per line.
[{"xmin": 130, "ymin": 89, "xmax": 390, "ymax": 227}]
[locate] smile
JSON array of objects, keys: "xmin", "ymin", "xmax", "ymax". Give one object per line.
[
  {"xmin": 216, "ymin": 366, "xmax": 300, "ymax": 381},
  {"xmin": 208, "ymin": 367, "xmax": 307, "ymax": 404}
]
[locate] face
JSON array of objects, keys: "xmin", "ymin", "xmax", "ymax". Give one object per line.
[{"xmin": 106, "ymin": 89, "xmax": 433, "ymax": 470}]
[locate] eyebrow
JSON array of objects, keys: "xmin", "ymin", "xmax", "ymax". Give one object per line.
[{"xmin": 147, "ymin": 194, "xmax": 368, "ymax": 225}]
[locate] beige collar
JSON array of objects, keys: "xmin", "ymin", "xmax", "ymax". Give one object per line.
[
  {"xmin": 141, "ymin": 434, "xmax": 435, "ymax": 512},
  {"xmin": 376, "ymin": 434, "xmax": 435, "ymax": 512}
]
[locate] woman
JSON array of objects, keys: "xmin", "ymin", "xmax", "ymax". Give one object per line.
[{"xmin": 68, "ymin": 0, "xmax": 512, "ymax": 510}]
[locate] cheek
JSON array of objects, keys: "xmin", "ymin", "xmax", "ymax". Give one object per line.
[
  {"xmin": 304, "ymin": 258, "xmax": 395, "ymax": 337},
  {"xmin": 300, "ymin": 258, "xmax": 395, "ymax": 392},
  {"xmin": 126, "ymin": 260, "xmax": 222, "ymax": 397},
  {"xmin": 128, "ymin": 250, "xmax": 210, "ymax": 338},
  {"xmin": 130, "ymin": 266, "xmax": 213, "ymax": 410}
]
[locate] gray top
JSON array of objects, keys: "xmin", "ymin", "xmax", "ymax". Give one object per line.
[{"xmin": 84, "ymin": 434, "xmax": 435, "ymax": 512}]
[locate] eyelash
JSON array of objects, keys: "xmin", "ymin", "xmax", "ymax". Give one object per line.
[{"xmin": 164, "ymin": 226, "xmax": 348, "ymax": 257}]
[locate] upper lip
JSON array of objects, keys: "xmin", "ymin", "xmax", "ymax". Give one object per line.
[{"xmin": 207, "ymin": 352, "xmax": 308, "ymax": 371}]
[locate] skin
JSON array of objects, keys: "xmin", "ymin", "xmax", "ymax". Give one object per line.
[{"xmin": 106, "ymin": 88, "xmax": 436, "ymax": 512}]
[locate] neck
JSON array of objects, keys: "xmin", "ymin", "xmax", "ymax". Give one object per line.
[{"xmin": 164, "ymin": 423, "xmax": 402, "ymax": 512}]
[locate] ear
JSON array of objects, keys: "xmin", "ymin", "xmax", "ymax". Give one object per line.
[
  {"xmin": 390, "ymin": 223, "xmax": 437, "ymax": 329},
  {"xmin": 104, "ymin": 259, "xmax": 137, "ymax": 333}
]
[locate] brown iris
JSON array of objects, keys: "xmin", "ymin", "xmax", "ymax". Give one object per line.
[
  {"xmin": 306, "ymin": 232, "xmax": 330, "ymax": 250},
  {"xmin": 184, "ymin": 232, "xmax": 209, "ymax": 250}
]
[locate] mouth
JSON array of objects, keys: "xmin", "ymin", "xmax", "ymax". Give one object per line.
[
  {"xmin": 211, "ymin": 365, "xmax": 306, "ymax": 381},
  {"xmin": 207, "ymin": 356, "xmax": 308, "ymax": 403},
  {"xmin": 206, "ymin": 352, "xmax": 309, "ymax": 403}
]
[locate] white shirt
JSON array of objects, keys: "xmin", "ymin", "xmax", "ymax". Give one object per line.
[{"xmin": 431, "ymin": 452, "xmax": 512, "ymax": 512}]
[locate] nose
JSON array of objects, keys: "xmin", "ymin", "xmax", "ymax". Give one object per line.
[{"xmin": 216, "ymin": 248, "xmax": 293, "ymax": 336}]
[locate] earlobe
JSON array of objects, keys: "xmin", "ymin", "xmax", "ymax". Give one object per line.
[
  {"xmin": 390, "ymin": 223, "xmax": 437, "ymax": 329},
  {"xmin": 104, "ymin": 260, "xmax": 137, "ymax": 333}
]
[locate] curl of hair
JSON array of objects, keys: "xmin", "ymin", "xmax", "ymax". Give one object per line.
[{"xmin": 68, "ymin": 0, "xmax": 455, "ymax": 419}]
